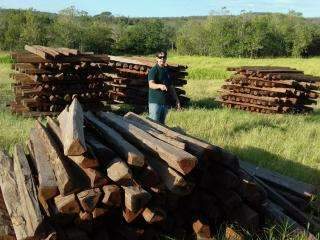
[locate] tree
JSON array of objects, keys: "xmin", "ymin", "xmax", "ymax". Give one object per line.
[{"xmin": 20, "ymin": 9, "xmax": 49, "ymax": 46}]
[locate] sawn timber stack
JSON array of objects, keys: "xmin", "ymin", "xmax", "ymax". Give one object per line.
[
  {"xmin": 104, "ymin": 56, "xmax": 190, "ymax": 112},
  {"xmin": 10, "ymin": 46, "xmax": 190, "ymax": 117},
  {"xmin": 0, "ymin": 98, "xmax": 318, "ymax": 239},
  {"xmin": 10, "ymin": 45, "xmax": 111, "ymax": 117},
  {"xmin": 219, "ymin": 66, "xmax": 320, "ymax": 114}
]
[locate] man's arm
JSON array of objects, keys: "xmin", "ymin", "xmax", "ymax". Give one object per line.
[
  {"xmin": 149, "ymin": 80, "xmax": 167, "ymax": 91},
  {"xmin": 169, "ymin": 85, "xmax": 181, "ymax": 110}
]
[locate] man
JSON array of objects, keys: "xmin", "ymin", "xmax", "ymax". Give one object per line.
[{"xmin": 148, "ymin": 51, "xmax": 181, "ymax": 124}]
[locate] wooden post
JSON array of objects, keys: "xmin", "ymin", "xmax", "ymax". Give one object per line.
[
  {"xmin": 98, "ymin": 112, "xmax": 197, "ymax": 175},
  {"xmin": 58, "ymin": 98, "xmax": 87, "ymax": 156},
  {"xmin": 34, "ymin": 120, "xmax": 77, "ymax": 195},
  {"xmin": 122, "ymin": 186, "xmax": 151, "ymax": 212},
  {"xmin": 0, "ymin": 150, "xmax": 30, "ymax": 239},
  {"xmin": 82, "ymin": 168, "xmax": 108, "ymax": 188},
  {"xmin": 54, "ymin": 194, "xmax": 80, "ymax": 214},
  {"xmin": 102, "ymin": 185, "xmax": 121, "ymax": 207},
  {"xmin": 84, "ymin": 112, "xmax": 145, "ymax": 167},
  {"xmin": 77, "ymin": 188, "xmax": 102, "ymax": 213},
  {"xmin": 148, "ymin": 156, "xmax": 192, "ymax": 196},
  {"xmin": 124, "ymin": 112, "xmax": 239, "ymax": 171},
  {"xmin": 142, "ymin": 207, "xmax": 166, "ymax": 224},
  {"xmin": 12, "ymin": 144, "xmax": 44, "ymax": 238},
  {"xmin": 106, "ymin": 158, "xmax": 132, "ymax": 185},
  {"xmin": 29, "ymin": 128, "xmax": 59, "ymax": 200}
]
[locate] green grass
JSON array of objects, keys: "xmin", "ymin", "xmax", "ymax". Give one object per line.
[
  {"xmin": 0, "ymin": 54, "xmax": 319, "ymax": 239},
  {"xmin": 165, "ymin": 55, "xmax": 320, "ymax": 186},
  {"xmin": 0, "ymin": 60, "xmax": 34, "ymax": 154}
]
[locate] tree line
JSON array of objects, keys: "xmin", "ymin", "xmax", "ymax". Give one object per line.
[{"xmin": 0, "ymin": 7, "xmax": 320, "ymax": 57}]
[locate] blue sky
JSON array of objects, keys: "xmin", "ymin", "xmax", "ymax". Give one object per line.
[{"xmin": 0, "ymin": 0, "xmax": 319, "ymax": 17}]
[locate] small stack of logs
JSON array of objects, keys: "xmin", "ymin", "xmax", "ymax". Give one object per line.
[
  {"xmin": 218, "ymin": 66, "xmax": 320, "ymax": 114},
  {"xmin": 10, "ymin": 45, "xmax": 111, "ymax": 117},
  {"xmin": 104, "ymin": 56, "xmax": 190, "ymax": 112},
  {"xmin": 0, "ymin": 99, "xmax": 318, "ymax": 240}
]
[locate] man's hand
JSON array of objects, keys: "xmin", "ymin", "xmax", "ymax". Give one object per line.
[{"xmin": 158, "ymin": 84, "xmax": 167, "ymax": 91}]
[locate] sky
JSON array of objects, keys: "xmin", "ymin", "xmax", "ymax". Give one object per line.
[{"xmin": 0, "ymin": 0, "xmax": 320, "ymax": 18}]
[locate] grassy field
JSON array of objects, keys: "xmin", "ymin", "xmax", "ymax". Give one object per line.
[
  {"xmin": 0, "ymin": 54, "xmax": 320, "ymax": 239},
  {"xmin": 0, "ymin": 54, "xmax": 319, "ymax": 186}
]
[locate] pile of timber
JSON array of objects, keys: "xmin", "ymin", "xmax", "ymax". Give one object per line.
[
  {"xmin": 0, "ymin": 98, "xmax": 319, "ymax": 239},
  {"xmin": 104, "ymin": 56, "xmax": 190, "ymax": 112},
  {"xmin": 218, "ymin": 66, "xmax": 320, "ymax": 114},
  {"xmin": 10, "ymin": 45, "xmax": 111, "ymax": 117}
]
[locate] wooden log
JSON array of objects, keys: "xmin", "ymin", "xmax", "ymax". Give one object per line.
[
  {"xmin": 12, "ymin": 144, "xmax": 44, "ymax": 238},
  {"xmin": 29, "ymin": 128, "xmax": 58, "ymax": 200},
  {"xmin": 54, "ymin": 194, "xmax": 80, "ymax": 214},
  {"xmin": 124, "ymin": 112, "xmax": 239, "ymax": 172},
  {"xmin": 201, "ymin": 167, "xmax": 240, "ymax": 190},
  {"xmin": 47, "ymin": 118, "xmax": 99, "ymax": 168},
  {"xmin": 77, "ymin": 188, "xmax": 102, "ymax": 213},
  {"xmin": 34, "ymin": 120, "xmax": 77, "ymax": 195},
  {"xmin": 247, "ymin": 172, "xmax": 320, "ymax": 234},
  {"xmin": 102, "ymin": 185, "xmax": 121, "ymax": 207},
  {"xmin": 0, "ymin": 150, "xmax": 33, "ymax": 239},
  {"xmin": 78, "ymin": 211, "xmax": 93, "ymax": 221},
  {"xmin": 92, "ymin": 207, "xmax": 109, "ymax": 219},
  {"xmin": 225, "ymin": 227, "xmax": 244, "ymax": 240},
  {"xmin": 240, "ymin": 160, "xmax": 317, "ymax": 199},
  {"xmin": 137, "ymin": 164, "xmax": 161, "ymax": 190},
  {"xmin": 147, "ymin": 156, "xmax": 192, "ymax": 196},
  {"xmin": 68, "ymin": 148, "xmax": 100, "ymax": 168},
  {"xmin": 263, "ymin": 201, "xmax": 318, "ymax": 240},
  {"xmin": 12, "ymin": 52, "xmax": 110, "ymax": 64},
  {"xmin": 122, "ymin": 186, "xmax": 151, "ymax": 212},
  {"xmin": 97, "ymin": 112, "xmax": 197, "ymax": 175},
  {"xmin": 25, "ymin": 45, "xmax": 50, "ymax": 59},
  {"xmin": 84, "ymin": 130, "xmax": 116, "ymax": 165},
  {"xmin": 228, "ymin": 204, "xmax": 259, "ymax": 232},
  {"xmin": 124, "ymin": 118, "xmax": 186, "ymax": 149},
  {"xmin": 58, "ymin": 98, "xmax": 87, "ymax": 156},
  {"xmin": 123, "ymin": 207, "xmax": 144, "ymax": 223},
  {"xmin": 82, "ymin": 168, "xmax": 108, "ymax": 188},
  {"xmin": 192, "ymin": 219, "xmax": 213, "ymax": 239},
  {"xmin": 106, "ymin": 158, "xmax": 132, "ymax": 185},
  {"xmin": 142, "ymin": 207, "xmax": 166, "ymax": 224},
  {"xmin": 0, "ymin": 189, "xmax": 15, "ymax": 239},
  {"xmin": 84, "ymin": 111, "xmax": 145, "ymax": 167}
]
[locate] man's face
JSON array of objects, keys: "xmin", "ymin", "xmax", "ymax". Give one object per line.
[{"xmin": 157, "ymin": 53, "xmax": 167, "ymax": 67}]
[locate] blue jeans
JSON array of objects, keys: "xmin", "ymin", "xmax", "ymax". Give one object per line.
[{"xmin": 149, "ymin": 103, "xmax": 168, "ymax": 124}]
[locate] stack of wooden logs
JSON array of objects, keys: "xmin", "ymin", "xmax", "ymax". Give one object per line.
[
  {"xmin": 218, "ymin": 66, "xmax": 320, "ymax": 114},
  {"xmin": 104, "ymin": 56, "xmax": 190, "ymax": 112},
  {"xmin": 0, "ymin": 98, "xmax": 318, "ymax": 240},
  {"xmin": 10, "ymin": 45, "xmax": 111, "ymax": 117}
]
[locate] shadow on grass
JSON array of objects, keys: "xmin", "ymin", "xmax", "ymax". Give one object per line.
[
  {"xmin": 189, "ymin": 97, "xmax": 221, "ymax": 110},
  {"xmin": 304, "ymin": 108, "xmax": 320, "ymax": 123},
  {"xmin": 230, "ymin": 119, "xmax": 286, "ymax": 134},
  {"xmin": 228, "ymin": 145, "xmax": 320, "ymax": 185}
]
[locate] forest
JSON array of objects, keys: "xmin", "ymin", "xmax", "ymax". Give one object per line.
[{"xmin": 0, "ymin": 7, "xmax": 320, "ymax": 57}]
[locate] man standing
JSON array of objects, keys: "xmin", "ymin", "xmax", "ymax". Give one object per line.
[{"xmin": 148, "ymin": 51, "xmax": 181, "ymax": 124}]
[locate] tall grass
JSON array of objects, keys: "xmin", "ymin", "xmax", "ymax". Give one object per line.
[
  {"xmin": 0, "ymin": 59, "xmax": 34, "ymax": 154},
  {"xmin": 169, "ymin": 55, "xmax": 320, "ymax": 80}
]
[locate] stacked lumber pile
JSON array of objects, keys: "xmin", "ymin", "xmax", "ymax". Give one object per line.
[
  {"xmin": 218, "ymin": 66, "xmax": 320, "ymax": 114},
  {"xmin": 0, "ymin": 98, "xmax": 318, "ymax": 239},
  {"xmin": 10, "ymin": 45, "xmax": 111, "ymax": 117},
  {"xmin": 104, "ymin": 56, "xmax": 190, "ymax": 112}
]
